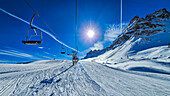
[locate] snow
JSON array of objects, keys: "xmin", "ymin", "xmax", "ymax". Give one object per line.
[
  {"xmin": 0, "ymin": 59, "xmax": 170, "ymax": 95},
  {"xmin": 77, "ymin": 14, "xmax": 170, "ymax": 95},
  {"xmin": 84, "ymin": 44, "xmax": 170, "ymax": 73},
  {"xmin": 0, "ymin": 8, "xmax": 170, "ymax": 96}
]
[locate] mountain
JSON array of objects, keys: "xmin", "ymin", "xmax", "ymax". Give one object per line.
[{"xmin": 84, "ymin": 8, "xmax": 170, "ymax": 59}]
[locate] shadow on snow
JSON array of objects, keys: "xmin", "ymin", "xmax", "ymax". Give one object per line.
[{"xmin": 40, "ymin": 65, "xmax": 73, "ymax": 84}]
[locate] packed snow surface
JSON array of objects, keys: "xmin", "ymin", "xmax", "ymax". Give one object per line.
[{"xmin": 0, "ymin": 59, "xmax": 170, "ymax": 96}]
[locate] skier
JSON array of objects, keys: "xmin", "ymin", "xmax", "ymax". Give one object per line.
[{"xmin": 72, "ymin": 54, "xmax": 79, "ymax": 66}]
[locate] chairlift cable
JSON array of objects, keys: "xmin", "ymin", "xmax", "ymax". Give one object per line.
[
  {"xmin": 38, "ymin": 16, "xmax": 60, "ymax": 40},
  {"xmin": 23, "ymin": 0, "xmax": 78, "ymax": 52},
  {"xmin": 23, "ymin": 0, "xmax": 37, "ymax": 13},
  {"xmin": 24, "ymin": 0, "xmax": 60, "ymax": 40}
]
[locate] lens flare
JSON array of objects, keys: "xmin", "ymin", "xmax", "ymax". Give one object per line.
[{"xmin": 87, "ymin": 30, "xmax": 94, "ymax": 38}]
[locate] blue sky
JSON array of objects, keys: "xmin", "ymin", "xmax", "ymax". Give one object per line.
[{"xmin": 0, "ymin": 0, "xmax": 170, "ymax": 63}]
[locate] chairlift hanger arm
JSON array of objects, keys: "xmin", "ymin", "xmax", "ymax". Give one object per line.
[{"xmin": 30, "ymin": 13, "xmax": 38, "ymax": 29}]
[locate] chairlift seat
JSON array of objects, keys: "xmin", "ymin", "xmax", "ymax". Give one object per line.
[
  {"xmin": 61, "ymin": 52, "xmax": 66, "ymax": 54},
  {"xmin": 22, "ymin": 41, "xmax": 42, "ymax": 45}
]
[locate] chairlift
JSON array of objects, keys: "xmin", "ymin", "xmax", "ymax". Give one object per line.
[
  {"xmin": 67, "ymin": 49, "xmax": 71, "ymax": 55},
  {"xmin": 72, "ymin": 50, "xmax": 76, "ymax": 54},
  {"xmin": 22, "ymin": 13, "xmax": 42, "ymax": 45},
  {"xmin": 61, "ymin": 44, "xmax": 66, "ymax": 54}
]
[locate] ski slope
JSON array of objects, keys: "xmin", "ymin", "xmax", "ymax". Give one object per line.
[{"xmin": 0, "ymin": 60, "xmax": 170, "ymax": 96}]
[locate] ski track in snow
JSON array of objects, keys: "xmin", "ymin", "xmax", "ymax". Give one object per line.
[{"xmin": 0, "ymin": 60, "xmax": 170, "ymax": 96}]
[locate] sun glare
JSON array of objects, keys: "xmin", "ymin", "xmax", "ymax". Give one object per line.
[{"xmin": 87, "ymin": 30, "xmax": 94, "ymax": 38}]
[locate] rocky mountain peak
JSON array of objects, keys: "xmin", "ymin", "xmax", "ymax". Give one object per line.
[
  {"xmin": 153, "ymin": 8, "xmax": 169, "ymax": 15},
  {"xmin": 84, "ymin": 8, "xmax": 170, "ymax": 59},
  {"xmin": 145, "ymin": 8, "xmax": 170, "ymax": 21}
]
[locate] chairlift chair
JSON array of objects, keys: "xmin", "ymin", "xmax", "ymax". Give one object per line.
[
  {"xmin": 67, "ymin": 49, "xmax": 71, "ymax": 55},
  {"xmin": 22, "ymin": 13, "xmax": 43, "ymax": 45},
  {"xmin": 22, "ymin": 28, "xmax": 42, "ymax": 45},
  {"xmin": 67, "ymin": 53, "xmax": 71, "ymax": 55},
  {"xmin": 61, "ymin": 45, "xmax": 66, "ymax": 54},
  {"xmin": 61, "ymin": 51, "xmax": 65, "ymax": 54}
]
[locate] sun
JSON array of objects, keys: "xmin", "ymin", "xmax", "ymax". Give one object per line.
[{"xmin": 87, "ymin": 30, "xmax": 94, "ymax": 38}]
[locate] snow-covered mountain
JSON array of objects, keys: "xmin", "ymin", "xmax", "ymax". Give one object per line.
[
  {"xmin": 82, "ymin": 8, "xmax": 170, "ymax": 76},
  {"xmin": 84, "ymin": 8, "xmax": 170, "ymax": 59}
]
